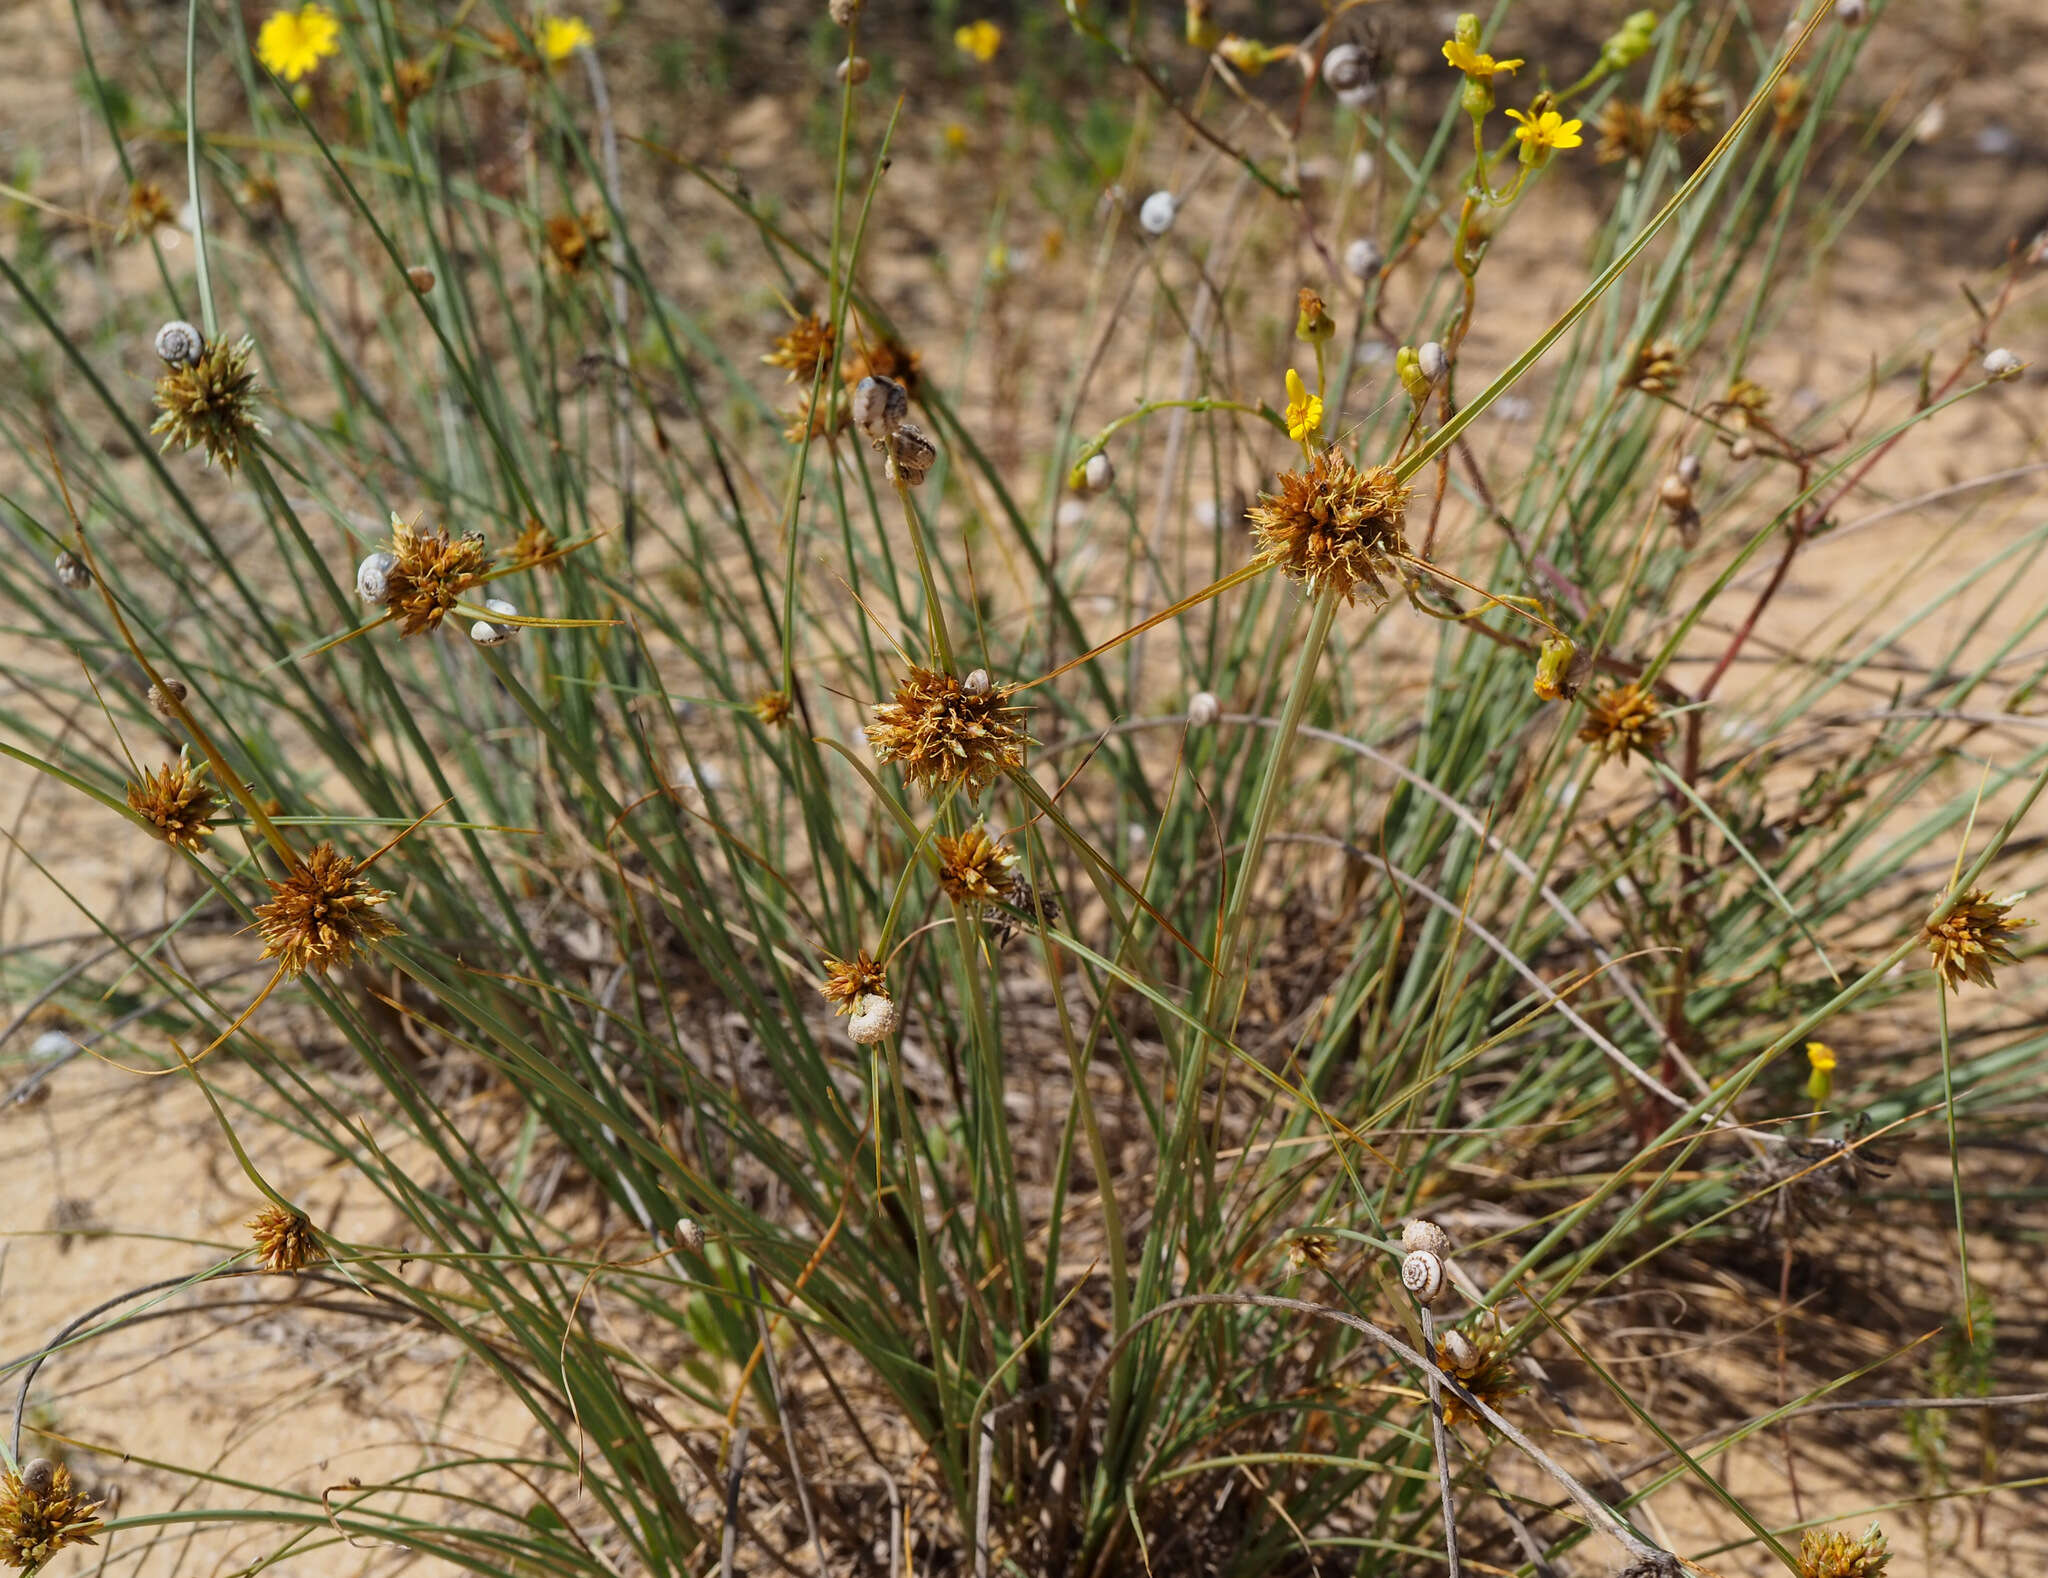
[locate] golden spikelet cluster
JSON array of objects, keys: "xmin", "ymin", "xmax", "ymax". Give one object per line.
[
  {"xmin": 1795, "ymin": 1524, "xmax": 1890, "ymax": 1578},
  {"xmin": 1719, "ymin": 377, "xmax": 1772, "ymax": 431},
  {"xmin": 254, "ymin": 843, "xmax": 399, "ymax": 978},
  {"xmin": 1655, "ymin": 78, "xmax": 1722, "ymax": 139},
  {"xmin": 378, "ymin": 516, "xmax": 493, "ymax": 636},
  {"xmin": 126, "ymin": 755, "xmax": 219, "ymax": 853},
  {"xmin": 1286, "ymin": 1232, "xmax": 1338, "ymax": 1270},
  {"xmin": 151, "ymin": 335, "xmax": 266, "ymax": 474},
  {"xmin": 1630, "ymin": 339, "xmax": 1686, "ymax": 394},
  {"xmin": 867, "ymin": 668, "xmax": 1028, "ymax": 798},
  {"xmin": 1435, "ymin": 1329, "xmax": 1527, "ymax": 1430},
  {"xmin": 248, "ymin": 1203, "xmax": 320, "ymax": 1273},
  {"xmin": 510, "ymin": 518, "xmax": 560, "ymax": 572},
  {"xmin": 1922, "ymin": 890, "xmax": 2033, "ymax": 993},
  {"xmin": 117, "ymin": 178, "xmax": 173, "ymax": 242},
  {"xmin": 842, "ymin": 333, "xmax": 923, "ymax": 400},
  {"xmin": 819, "ymin": 950, "xmax": 887, "ymax": 1015},
  {"xmin": 751, "ymin": 689, "xmax": 793, "ymax": 726},
  {"xmin": 1246, "ymin": 454, "xmax": 1412, "ymax": 606},
  {"xmin": 782, "ymin": 387, "xmax": 848, "ymax": 446},
  {"xmin": 1577, "ymin": 680, "xmax": 1671, "ymax": 765},
  {"xmin": 545, "ymin": 210, "xmax": 608, "ymax": 274},
  {"xmin": 764, "ymin": 313, "xmax": 836, "ymax": 383},
  {"xmin": 0, "ymin": 1458, "xmax": 103, "ymax": 1570},
  {"xmin": 935, "ymin": 824, "xmax": 1014, "ymax": 904},
  {"xmin": 1595, "ymin": 99, "xmax": 1654, "ymax": 165}
]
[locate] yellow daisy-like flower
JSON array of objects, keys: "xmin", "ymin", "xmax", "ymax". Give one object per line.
[
  {"xmin": 535, "ymin": 14, "xmax": 593, "ymax": 64},
  {"xmin": 1284, "ymin": 368, "xmax": 1323, "ymax": 443},
  {"xmin": 1442, "ymin": 38, "xmax": 1522, "ymax": 82},
  {"xmin": 1506, "ymin": 108, "xmax": 1585, "ymax": 162},
  {"xmin": 954, "ymin": 20, "xmax": 1002, "ymax": 63},
  {"xmin": 1805, "ymin": 1042, "xmax": 1837, "ymax": 1075},
  {"xmin": 255, "ymin": 4, "xmax": 340, "ymax": 84}
]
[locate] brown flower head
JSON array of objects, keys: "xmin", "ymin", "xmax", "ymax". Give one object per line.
[
  {"xmin": 867, "ymin": 667, "xmax": 1028, "ymax": 799},
  {"xmin": 126, "ymin": 755, "xmax": 219, "ymax": 853},
  {"xmin": 1595, "ymin": 99, "xmax": 1654, "ymax": 165},
  {"xmin": 1654, "ymin": 78, "xmax": 1721, "ymax": 139},
  {"xmin": 510, "ymin": 518, "xmax": 560, "ymax": 572},
  {"xmin": 1247, "ymin": 453, "xmax": 1412, "ymax": 605},
  {"xmin": 383, "ymin": 57, "xmax": 432, "ymax": 130},
  {"xmin": 377, "ymin": 514, "xmax": 493, "ymax": 636},
  {"xmin": 1286, "ymin": 1232, "xmax": 1338, "ymax": 1270},
  {"xmin": 117, "ymin": 178, "xmax": 174, "ymax": 243},
  {"xmin": 820, "ymin": 950, "xmax": 887, "ymax": 1015},
  {"xmin": 1796, "ymin": 1524, "xmax": 1889, "ymax": 1578},
  {"xmin": 783, "ymin": 386, "xmax": 848, "ymax": 446},
  {"xmin": 842, "ymin": 332, "xmax": 923, "ymax": 400},
  {"xmin": 752, "ymin": 689, "xmax": 793, "ymax": 726},
  {"xmin": 545, "ymin": 210, "xmax": 608, "ymax": 274},
  {"xmin": 248, "ymin": 1203, "xmax": 320, "ymax": 1273},
  {"xmin": 935, "ymin": 824, "xmax": 1014, "ymax": 903},
  {"xmin": 151, "ymin": 334, "xmax": 266, "ymax": 473},
  {"xmin": 254, "ymin": 843, "xmax": 398, "ymax": 978},
  {"xmin": 1923, "ymin": 889, "xmax": 2032, "ymax": 993},
  {"xmin": 764, "ymin": 312, "xmax": 836, "ymax": 384},
  {"xmin": 1718, "ymin": 376, "xmax": 1771, "ymax": 431},
  {"xmin": 1774, "ymin": 74, "xmax": 1807, "ymax": 135},
  {"xmin": 1435, "ymin": 1327, "xmax": 1526, "ymax": 1430},
  {"xmin": 1630, "ymin": 339, "xmax": 1685, "ymax": 393},
  {"xmin": 0, "ymin": 1458, "xmax": 103, "ymax": 1569},
  {"xmin": 1577, "ymin": 680, "xmax": 1671, "ymax": 765}
]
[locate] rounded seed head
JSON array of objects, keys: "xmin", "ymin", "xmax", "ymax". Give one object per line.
[
  {"xmin": 154, "ymin": 319, "xmax": 204, "ymax": 367},
  {"xmin": 1417, "ymin": 341, "xmax": 1448, "ymax": 383},
  {"xmin": 828, "ymin": 0, "xmax": 860, "ymax": 22},
  {"xmin": 852, "ymin": 375, "xmax": 909, "ymax": 444},
  {"xmin": 356, "ymin": 550, "xmax": 396, "ymax": 605},
  {"xmin": 1138, "ymin": 189, "xmax": 1177, "ymax": 236},
  {"xmin": 1344, "ymin": 237, "xmax": 1383, "ymax": 280},
  {"xmin": 1401, "ymin": 1218, "xmax": 1452, "ymax": 1256},
  {"xmin": 53, "ymin": 550, "xmax": 91, "ymax": 590},
  {"xmin": 1729, "ymin": 435, "xmax": 1756, "ymax": 461},
  {"xmin": 1983, "ymin": 347, "xmax": 2024, "ymax": 380},
  {"xmin": 847, "ymin": 993, "xmax": 900, "ymax": 1044},
  {"xmin": 837, "ymin": 54, "xmax": 870, "ymax": 84},
  {"xmin": 1401, "ymin": 1248, "xmax": 1448, "ymax": 1306},
  {"xmin": 20, "ymin": 1458, "xmax": 58, "ymax": 1497},
  {"xmin": 1187, "ymin": 690, "xmax": 1220, "ymax": 726}
]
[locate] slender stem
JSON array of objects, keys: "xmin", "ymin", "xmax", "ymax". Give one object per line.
[
  {"xmin": 896, "ymin": 481, "xmax": 955, "ymax": 671},
  {"xmin": 185, "ymin": 0, "xmax": 217, "ymax": 336}
]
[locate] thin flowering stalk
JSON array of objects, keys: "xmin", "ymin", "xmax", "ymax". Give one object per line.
[{"xmin": 184, "ymin": 0, "xmax": 217, "ymax": 337}]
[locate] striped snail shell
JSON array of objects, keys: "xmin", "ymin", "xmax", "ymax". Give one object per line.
[
  {"xmin": 1401, "ymin": 1218, "xmax": 1451, "ymax": 1257},
  {"xmin": 885, "ymin": 421, "xmax": 937, "ymax": 487},
  {"xmin": 852, "ymin": 376, "xmax": 908, "ymax": 446},
  {"xmin": 356, "ymin": 550, "xmax": 396, "ymax": 605},
  {"xmin": 847, "ymin": 993, "xmax": 900, "ymax": 1045},
  {"xmin": 154, "ymin": 320, "xmax": 205, "ymax": 367},
  {"xmin": 1401, "ymin": 1248, "xmax": 1447, "ymax": 1306}
]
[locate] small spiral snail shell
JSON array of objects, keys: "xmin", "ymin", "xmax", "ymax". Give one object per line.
[
  {"xmin": 1077, "ymin": 453, "xmax": 1115, "ymax": 495},
  {"xmin": 1401, "ymin": 1248, "xmax": 1447, "ymax": 1306},
  {"xmin": 469, "ymin": 598, "xmax": 520, "ymax": 647},
  {"xmin": 852, "ymin": 376, "xmax": 908, "ymax": 446},
  {"xmin": 356, "ymin": 550, "xmax": 396, "ymax": 605},
  {"xmin": 673, "ymin": 1217, "xmax": 705, "ymax": 1254},
  {"xmin": 1438, "ymin": 1328, "xmax": 1478, "ymax": 1375},
  {"xmin": 154, "ymin": 320, "xmax": 205, "ymax": 367},
  {"xmin": 1186, "ymin": 690, "xmax": 1220, "ymax": 727},
  {"xmin": 847, "ymin": 993, "xmax": 900, "ymax": 1045},
  {"xmin": 53, "ymin": 550, "xmax": 91, "ymax": 590},
  {"xmin": 962, "ymin": 668, "xmax": 992, "ymax": 697},
  {"xmin": 20, "ymin": 1458, "xmax": 57, "ymax": 1497},
  {"xmin": 1137, "ymin": 190, "xmax": 1177, "ymax": 237},
  {"xmin": 885, "ymin": 421, "xmax": 937, "ymax": 487},
  {"xmin": 1401, "ymin": 1218, "xmax": 1451, "ymax": 1257}
]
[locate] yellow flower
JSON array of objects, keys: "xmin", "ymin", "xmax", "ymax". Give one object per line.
[
  {"xmin": 1442, "ymin": 38, "xmax": 1522, "ymax": 82},
  {"xmin": 255, "ymin": 4, "xmax": 339, "ymax": 83},
  {"xmin": 954, "ymin": 19, "xmax": 1002, "ymax": 62},
  {"xmin": 942, "ymin": 122, "xmax": 970, "ymax": 152},
  {"xmin": 1506, "ymin": 108, "xmax": 1585, "ymax": 162},
  {"xmin": 1283, "ymin": 368, "xmax": 1323, "ymax": 443},
  {"xmin": 536, "ymin": 13, "xmax": 593, "ymax": 63},
  {"xmin": 1805, "ymin": 1042, "xmax": 1837, "ymax": 1075}
]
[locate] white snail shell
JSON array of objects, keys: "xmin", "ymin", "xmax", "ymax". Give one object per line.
[
  {"xmin": 469, "ymin": 598, "xmax": 520, "ymax": 647},
  {"xmin": 1187, "ymin": 690, "xmax": 1220, "ymax": 727},
  {"xmin": 1677, "ymin": 453, "xmax": 1702, "ymax": 485},
  {"xmin": 1344, "ymin": 237, "xmax": 1383, "ymax": 280},
  {"xmin": 1417, "ymin": 341, "xmax": 1448, "ymax": 384},
  {"xmin": 847, "ymin": 993, "xmax": 900, "ymax": 1045},
  {"xmin": 962, "ymin": 668, "xmax": 992, "ymax": 697},
  {"xmin": 1401, "ymin": 1248, "xmax": 1447, "ymax": 1306},
  {"xmin": 154, "ymin": 320, "xmax": 204, "ymax": 367},
  {"xmin": 1401, "ymin": 1218, "xmax": 1451, "ymax": 1257},
  {"xmin": 673, "ymin": 1217, "xmax": 705, "ymax": 1254},
  {"xmin": 1137, "ymin": 190, "xmax": 1177, "ymax": 236},
  {"xmin": 356, "ymin": 550, "xmax": 396, "ymax": 605},
  {"xmin": 1438, "ymin": 1328, "xmax": 1478, "ymax": 1375},
  {"xmin": 852, "ymin": 376, "xmax": 908, "ymax": 445},
  {"xmin": 53, "ymin": 550, "xmax": 91, "ymax": 590},
  {"xmin": 1983, "ymin": 347, "xmax": 2023, "ymax": 380},
  {"xmin": 20, "ymin": 1459, "xmax": 57, "ymax": 1497},
  {"xmin": 1079, "ymin": 453, "xmax": 1115, "ymax": 494}
]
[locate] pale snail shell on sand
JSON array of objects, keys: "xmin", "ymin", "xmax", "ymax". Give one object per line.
[
  {"xmin": 154, "ymin": 319, "xmax": 204, "ymax": 367},
  {"xmin": 1401, "ymin": 1248, "xmax": 1447, "ymax": 1306},
  {"xmin": 1401, "ymin": 1218, "xmax": 1451, "ymax": 1257},
  {"xmin": 356, "ymin": 550, "xmax": 396, "ymax": 605},
  {"xmin": 847, "ymin": 993, "xmax": 900, "ymax": 1045},
  {"xmin": 469, "ymin": 598, "xmax": 520, "ymax": 647}
]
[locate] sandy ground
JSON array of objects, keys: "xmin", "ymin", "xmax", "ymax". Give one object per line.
[{"xmin": 4, "ymin": 1, "xmax": 2048, "ymax": 1575}]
